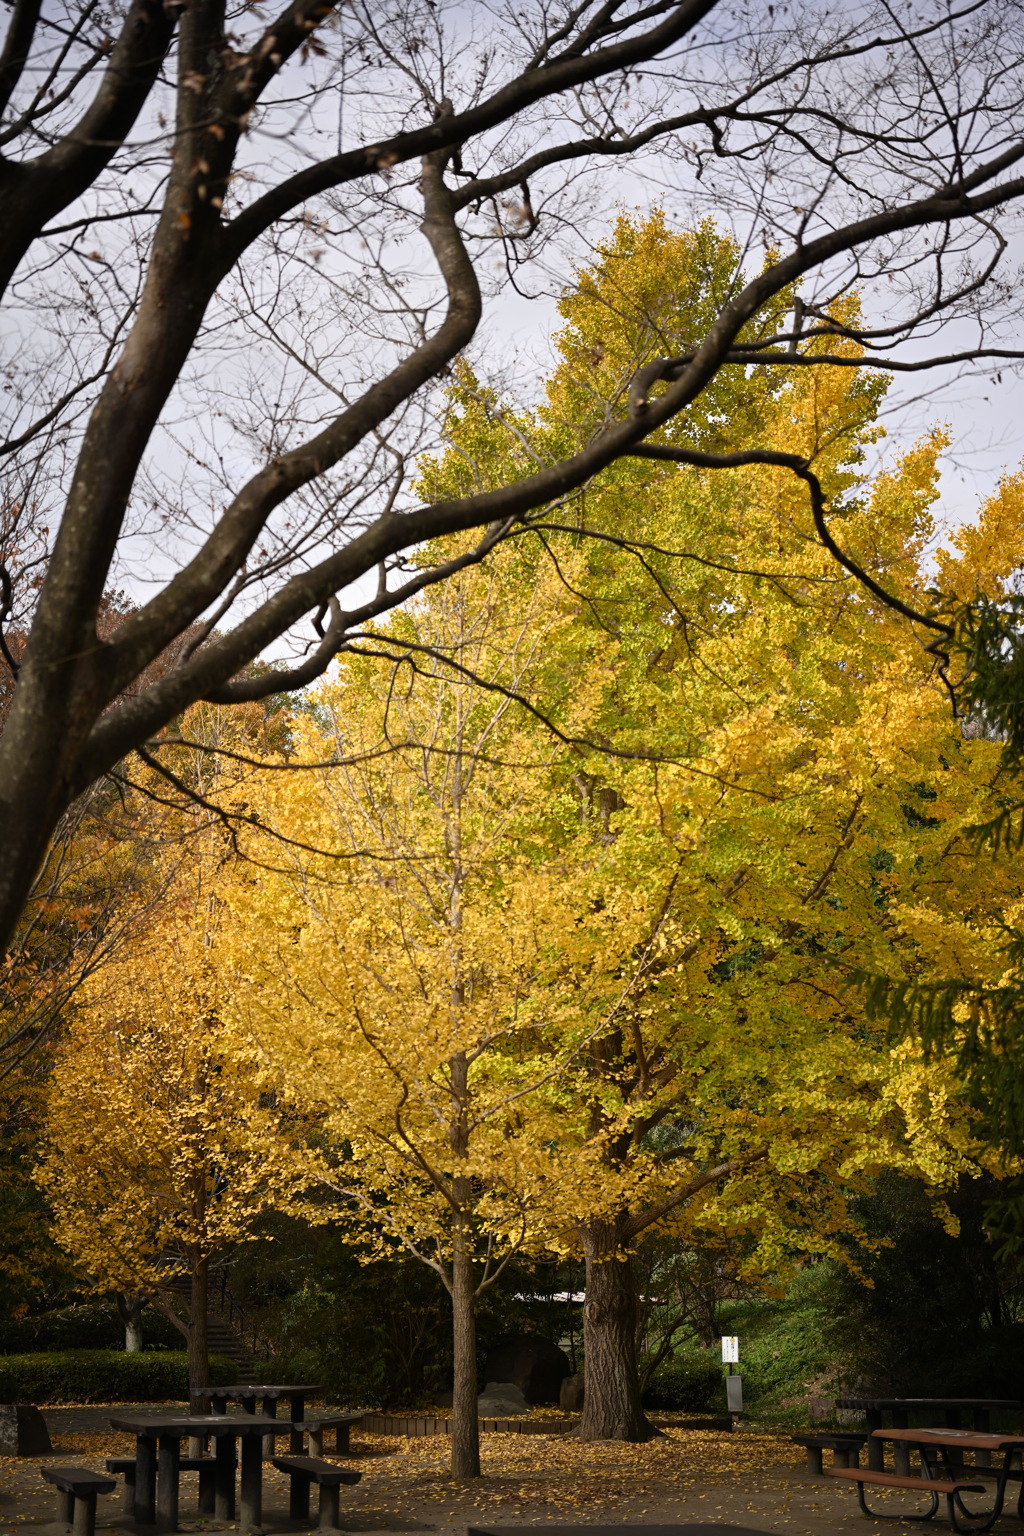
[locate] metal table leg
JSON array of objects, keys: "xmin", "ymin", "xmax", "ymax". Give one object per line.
[
  {"xmin": 156, "ymin": 1434, "xmax": 180, "ymax": 1533},
  {"xmin": 135, "ymin": 1436, "xmax": 157, "ymax": 1525}
]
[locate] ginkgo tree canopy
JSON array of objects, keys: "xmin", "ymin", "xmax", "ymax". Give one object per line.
[{"xmin": 215, "ymin": 215, "xmax": 1024, "ymax": 1441}]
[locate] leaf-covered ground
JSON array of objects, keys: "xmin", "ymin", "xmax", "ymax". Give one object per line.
[{"xmin": 0, "ymin": 1422, "xmax": 950, "ymax": 1535}]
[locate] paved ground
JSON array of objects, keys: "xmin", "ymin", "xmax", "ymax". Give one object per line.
[{"xmin": 0, "ymin": 1408, "xmax": 1014, "ymax": 1536}]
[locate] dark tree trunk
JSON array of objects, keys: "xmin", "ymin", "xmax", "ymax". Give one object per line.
[
  {"xmin": 116, "ymin": 1293, "xmax": 145, "ymax": 1352},
  {"xmin": 188, "ymin": 1255, "xmax": 210, "ymax": 1392},
  {"xmin": 578, "ymin": 1218, "xmax": 655, "ymax": 1443},
  {"xmin": 450, "ymin": 1196, "xmax": 480, "ymax": 1479}
]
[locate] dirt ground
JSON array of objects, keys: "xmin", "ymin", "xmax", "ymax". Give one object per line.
[{"xmin": 0, "ymin": 1407, "xmax": 1010, "ymax": 1536}]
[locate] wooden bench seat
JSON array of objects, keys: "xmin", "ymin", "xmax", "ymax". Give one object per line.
[
  {"xmin": 791, "ymin": 1433, "xmax": 866, "ymax": 1475},
  {"xmin": 40, "ymin": 1466, "xmax": 116, "ymax": 1536},
  {"xmin": 271, "ymin": 1453, "xmax": 361, "ymax": 1527},
  {"xmin": 106, "ymin": 1452, "xmax": 224, "ymax": 1517},
  {"xmin": 179, "ymin": 1454, "xmax": 220, "ymax": 1514},
  {"xmin": 295, "ymin": 1411, "xmax": 365, "ymax": 1456},
  {"xmin": 829, "ymin": 1466, "xmax": 988, "ymax": 1531}
]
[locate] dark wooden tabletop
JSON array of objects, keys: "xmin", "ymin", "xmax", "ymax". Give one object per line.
[
  {"xmin": 838, "ymin": 1398, "xmax": 1020, "ymax": 1411},
  {"xmin": 190, "ymin": 1384, "xmax": 321, "ymax": 1400},
  {"xmin": 874, "ymin": 1428, "xmax": 1024, "ymax": 1449},
  {"xmin": 110, "ymin": 1413, "xmax": 297, "ymax": 1436}
]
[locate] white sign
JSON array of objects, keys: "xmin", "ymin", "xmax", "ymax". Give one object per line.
[{"xmin": 721, "ymin": 1335, "xmax": 739, "ymax": 1363}]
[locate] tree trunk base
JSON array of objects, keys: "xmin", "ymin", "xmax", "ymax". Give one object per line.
[{"xmin": 577, "ymin": 1417, "xmax": 661, "ymax": 1443}]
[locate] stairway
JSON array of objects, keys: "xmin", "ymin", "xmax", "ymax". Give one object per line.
[
  {"xmin": 206, "ymin": 1306, "xmax": 260, "ymax": 1383},
  {"xmin": 161, "ymin": 1272, "xmax": 271, "ymax": 1384}
]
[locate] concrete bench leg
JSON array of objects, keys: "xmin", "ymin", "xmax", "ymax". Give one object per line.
[
  {"xmin": 806, "ymin": 1445, "xmax": 824, "ymax": 1476},
  {"xmin": 239, "ymin": 1434, "xmax": 263, "ymax": 1532},
  {"xmin": 72, "ymin": 1490, "xmax": 100, "ymax": 1536},
  {"xmin": 198, "ymin": 1461, "xmax": 217, "ymax": 1516},
  {"xmin": 288, "ymin": 1469, "xmax": 313, "ymax": 1520},
  {"xmin": 309, "ymin": 1427, "xmax": 324, "ymax": 1456},
  {"xmin": 215, "ymin": 1437, "xmax": 236, "ymax": 1521},
  {"xmin": 56, "ymin": 1489, "xmax": 74, "ymax": 1525},
  {"xmin": 120, "ymin": 1466, "xmax": 136, "ymax": 1516},
  {"xmin": 318, "ymin": 1483, "xmax": 341, "ymax": 1530}
]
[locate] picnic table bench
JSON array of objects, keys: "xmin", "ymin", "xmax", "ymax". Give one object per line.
[
  {"xmin": 828, "ymin": 1465, "xmax": 987, "ymax": 1531},
  {"xmin": 271, "ymin": 1453, "xmax": 361, "ymax": 1525},
  {"xmin": 791, "ymin": 1432, "xmax": 866, "ymax": 1474},
  {"xmin": 837, "ymin": 1398, "xmax": 1021, "ymax": 1473},
  {"xmin": 40, "ymin": 1466, "xmax": 116, "ymax": 1536},
  {"xmin": 191, "ymin": 1382, "xmax": 322, "ymax": 1454},
  {"xmin": 294, "ymin": 1411, "xmax": 365, "ymax": 1455},
  {"xmin": 110, "ymin": 1411, "xmax": 291, "ymax": 1532},
  {"xmin": 828, "ymin": 1424, "xmax": 1024, "ymax": 1532}
]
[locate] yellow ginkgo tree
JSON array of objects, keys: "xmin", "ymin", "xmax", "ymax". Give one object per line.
[
  {"xmin": 37, "ymin": 818, "xmax": 322, "ymax": 1391},
  {"xmin": 219, "ymin": 213, "xmax": 1024, "ymax": 1458},
  {"xmin": 222, "ymin": 555, "xmax": 609, "ymax": 1479},
  {"xmin": 367, "ymin": 212, "xmax": 1024, "ymax": 1443}
]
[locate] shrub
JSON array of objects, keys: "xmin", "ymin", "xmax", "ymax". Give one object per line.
[
  {"xmin": 0, "ymin": 1304, "xmax": 181, "ymax": 1354},
  {"xmin": 643, "ymin": 1352, "xmax": 722, "ymax": 1412},
  {"xmin": 0, "ymin": 1349, "xmax": 238, "ymax": 1403}
]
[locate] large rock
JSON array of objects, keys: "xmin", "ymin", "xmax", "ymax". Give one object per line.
[
  {"xmin": 0, "ymin": 1404, "xmax": 52, "ymax": 1455},
  {"xmin": 560, "ymin": 1373, "xmax": 585, "ymax": 1411},
  {"xmin": 484, "ymin": 1334, "xmax": 570, "ymax": 1405},
  {"xmin": 476, "ymin": 1381, "xmax": 531, "ymax": 1416}
]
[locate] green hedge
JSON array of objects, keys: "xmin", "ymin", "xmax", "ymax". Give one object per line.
[
  {"xmin": 0, "ymin": 1349, "xmax": 238, "ymax": 1403},
  {"xmin": 643, "ymin": 1353, "xmax": 722, "ymax": 1412}
]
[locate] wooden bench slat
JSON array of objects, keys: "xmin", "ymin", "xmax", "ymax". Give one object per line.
[
  {"xmin": 792, "ymin": 1434, "xmax": 866, "ymax": 1448},
  {"xmin": 40, "ymin": 1467, "xmax": 117, "ymax": 1493},
  {"xmin": 295, "ymin": 1413, "xmax": 364, "ymax": 1428},
  {"xmin": 829, "ymin": 1469, "xmax": 986, "ymax": 1494},
  {"xmin": 271, "ymin": 1454, "xmax": 362, "ymax": 1486}
]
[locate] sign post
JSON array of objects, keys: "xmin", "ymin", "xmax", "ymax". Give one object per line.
[{"xmin": 721, "ymin": 1336, "xmax": 742, "ymax": 1417}]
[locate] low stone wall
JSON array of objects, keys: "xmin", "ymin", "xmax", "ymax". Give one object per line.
[
  {"xmin": 361, "ymin": 1414, "xmax": 574, "ymax": 1436},
  {"xmin": 359, "ymin": 1412, "xmax": 732, "ymax": 1437}
]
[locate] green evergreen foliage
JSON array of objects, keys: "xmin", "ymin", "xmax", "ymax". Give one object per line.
[
  {"xmin": 716, "ymin": 1174, "xmax": 1024, "ymax": 1419},
  {"xmin": 642, "ymin": 1353, "xmax": 722, "ymax": 1412},
  {"xmin": 0, "ymin": 1303, "xmax": 181, "ymax": 1353},
  {"xmin": 0, "ymin": 1349, "xmax": 237, "ymax": 1402},
  {"xmin": 229, "ymin": 1221, "xmax": 577, "ymax": 1408}
]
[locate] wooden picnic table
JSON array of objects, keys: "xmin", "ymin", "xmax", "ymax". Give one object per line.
[
  {"xmin": 109, "ymin": 1412, "xmax": 296, "ymax": 1533},
  {"xmin": 861, "ymin": 1426, "xmax": 1024, "ymax": 1531},
  {"xmin": 189, "ymin": 1383, "xmax": 322, "ymax": 1454},
  {"xmin": 837, "ymin": 1398, "xmax": 1021, "ymax": 1473}
]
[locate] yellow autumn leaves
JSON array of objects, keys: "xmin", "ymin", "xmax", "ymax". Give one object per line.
[{"xmin": 35, "ymin": 213, "xmax": 1024, "ymax": 1407}]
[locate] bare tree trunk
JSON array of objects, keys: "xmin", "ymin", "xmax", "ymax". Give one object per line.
[
  {"xmin": 116, "ymin": 1293, "xmax": 145, "ymax": 1352},
  {"xmin": 578, "ymin": 1219, "xmax": 655, "ymax": 1443},
  {"xmin": 189, "ymin": 1254, "xmax": 210, "ymax": 1392},
  {"xmin": 450, "ymin": 1180, "xmax": 480, "ymax": 1479}
]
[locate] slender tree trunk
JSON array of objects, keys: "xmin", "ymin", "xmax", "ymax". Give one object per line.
[
  {"xmin": 450, "ymin": 1203, "xmax": 480, "ymax": 1479},
  {"xmin": 189, "ymin": 1254, "xmax": 210, "ymax": 1392},
  {"xmin": 578, "ymin": 1218, "xmax": 655, "ymax": 1442},
  {"xmin": 116, "ymin": 1293, "xmax": 145, "ymax": 1352}
]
